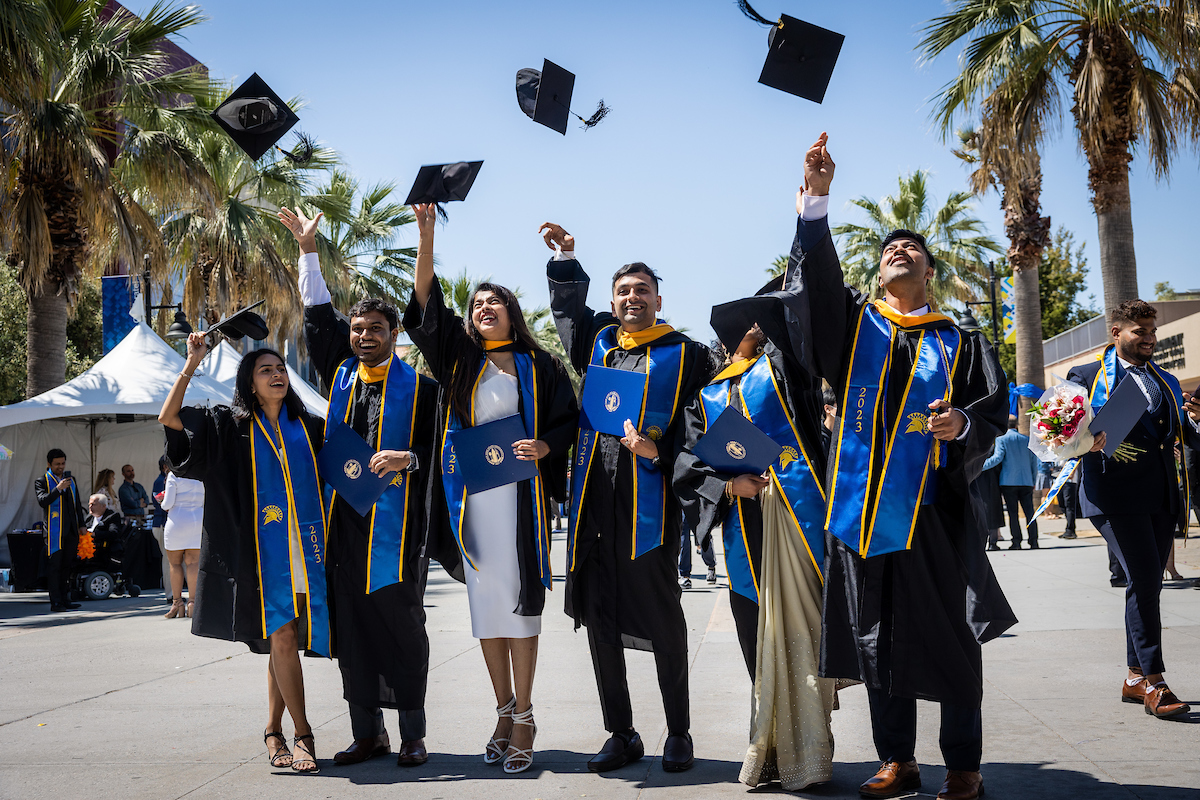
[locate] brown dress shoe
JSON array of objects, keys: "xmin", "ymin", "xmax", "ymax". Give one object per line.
[
  {"xmin": 1121, "ymin": 676, "xmax": 1148, "ymax": 703},
  {"xmin": 333, "ymin": 735, "xmax": 391, "ymax": 765},
  {"xmin": 396, "ymin": 738, "xmax": 429, "ymax": 767},
  {"xmin": 1144, "ymin": 683, "xmax": 1190, "ymax": 718},
  {"xmin": 860, "ymin": 760, "xmax": 921, "ymax": 798},
  {"xmin": 938, "ymin": 770, "xmax": 984, "ymax": 800}
]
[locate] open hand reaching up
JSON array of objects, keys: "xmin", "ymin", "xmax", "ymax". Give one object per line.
[
  {"xmin": 799, "ymin": 131, "xmax": 835, "ymax": 207},
  {"xmin": 278, "ymin": 207, "xmax": 322, "ymax": 254}
]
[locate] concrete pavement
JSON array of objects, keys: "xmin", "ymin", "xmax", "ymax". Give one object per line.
[{"xmin": 2, "ymin": 519, "xmax": 1198, "ymax": 799}]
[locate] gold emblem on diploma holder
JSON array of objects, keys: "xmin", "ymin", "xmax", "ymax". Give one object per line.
[
  {"xmin": 344, "ymin": 459, "xmax": 362, "ymax": 479},
  {"xmin": 485, "ymin": 445, "xmax": 505, "ymax": 466},
  {"xmin": 604, "ymin": 391, "xmax": 621, "ymax": 413},
  {"xmin": 725, "ymin": 440, "xmax": 747, "ymax": 460}
]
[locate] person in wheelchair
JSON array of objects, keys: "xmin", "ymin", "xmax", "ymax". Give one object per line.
[{"xmin": 85, "ymin": 493, "xmax": 122, "ymax": 543}]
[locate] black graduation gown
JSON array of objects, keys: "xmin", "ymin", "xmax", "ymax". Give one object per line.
[
  {"xmin": 165, "ymin": 405, "xmax": 326, "ymax": 654},
  {"xmin": 784, "ymin": 215, "xmax": 1016, "ymax": 707},
  {"xmin": 547, "ymin": 256, "xmax": 714, "ymax": 653},
  {"xmin": 305, "ymin": 302, "xmax": 438, "ymax": 711},
  {"xmin": 402, "ymin": 280, "xmax": 577, "ymax": 617}
]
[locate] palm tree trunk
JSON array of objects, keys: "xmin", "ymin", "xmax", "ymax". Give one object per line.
[
  {"xmin": 1093, "ymin": 168, "xmax": 1139, "ymax": 318},
  {"xmin": 1013, "ymin": 265, "xmax": 1043, "ymax": 434},
  {"xmin": 25, "ymin": 288, "xmax": 69, "ymax": 397}
]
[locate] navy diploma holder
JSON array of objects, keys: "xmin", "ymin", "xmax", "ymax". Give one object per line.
[
  {"xmin": 317, "ymin": 422, "xmax": 395, "ymax": 516},
  {"xmin": 449, "ymin": 414, "xmax": 539, "ymax": 494},
  {"xmin": 1090, "ymin": 376, "xmax": 1151, "ymax": 457},
  {"xmin": 581, "ymin": 364, "xmax": 647, "ymax": 437},
  {"xmin": 693, "ymin": 406, "xmax": 785, "ymax": 476}
]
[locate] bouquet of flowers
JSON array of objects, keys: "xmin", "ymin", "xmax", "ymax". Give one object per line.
[{"xmin": 1027, "ymin": 381, "xmax": 1094, "ymax": 463}]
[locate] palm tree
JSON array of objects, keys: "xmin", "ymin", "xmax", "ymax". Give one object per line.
[
  {"xmin": 920, "ymin": 0, "xmax": 1200, "ymax": 318},
  {"xmin": 765, "ymin": 254, "xmax": 788, "ymax": 279},
  {"xmin": 285, "ymin": 170, "xmax": 417, "ymax": 313},
  {"xmin": 0, "ymin": 0, "xmax": 212, "ymax": 396},
  {"xmin": 154, "ymin": 84, "xmax": 337, "ymax": 342},
  {"xmin": 953, "ymin": 117, "xmax": 1052, "ymax": 431},
  {"xmin": 832, "ymin": 171, "xmax": 1002, "ymax": 306}
]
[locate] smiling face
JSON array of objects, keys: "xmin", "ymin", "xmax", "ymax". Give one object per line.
[
  {"xmin": 49, "ymin": 456, "xmax": 66, "ymax": 478},
  {"xmin": 349, "ymin": 310, "xmax": 397, "ymax": 366},
  {"xmin": 251, "ymin": 352, "xmax": 290, "ymax": 403},
  {"xmin": 470, "ymin": 290, "xmax": 513, "ymax": 341},
  {"xmin": 1113, "ymin": 317, "xmax": 1157, "ymax": 366},
  {"xmin": 878, "ymin": 237, "xmax": 934, "ymax": 295},
  {"xmin": 611, "ymin": 273, "xmax": 662, "ymax": 332}
]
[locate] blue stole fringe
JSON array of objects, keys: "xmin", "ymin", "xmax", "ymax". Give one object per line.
[
  {"xmin": 44, "ymin": 469, "xmax": 78, "ymax": 556},
  {"xmin": 439, "ymin": 351, "xmax": 553, "ymax": 589},
  {"xmin": 568, "ymin": 324, "xmax": 686, "ymax": 571},
  {"xmin": 326, "ymin": 355, "xmax": 421, "ymax": 593},
  {"xmin": 699, "ymin": 355, "xmax": 827, "ymax": 602},
  {"xmin": 825, "ymin": 304, "xmax": 961, "ymax": 558},
  {"xmin": 250, "ymin": 410, "xmax": 330, "ymax": 655}
]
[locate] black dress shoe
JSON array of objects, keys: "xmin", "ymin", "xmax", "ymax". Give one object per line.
[
  {"xmin": 1111, "ymin": 577, "xmax": 1128, "ymax": 588},
  {"xmin": 65, "ymin": 602, "xmax": 81, "ymax": 609},
  {"xmin": 396, "ymin": 738, "xmax": 428, "ymax": 767},
  {"xmin": 587, "ymin": 731, "xmax": 643, "ymax": 773},
  {"xmin": 1008, "ymin": 542, "xmax": 1022, "ymax": 550},
  {"xmin": 333, "ymin": 735, "xmax": 390, "ymax": 765},
  {"xmin": 986, "ymin": 544, "xmax": 1001, "ymax": 551},
  {"xmin": 1028, "ymin": 541, "xmax": 1039, "ymax": 549},
  {"xmin": 662, "ymin": 732, "xmax": 694, "ymax": 772},
  {"xmin": 50, "ymin": 605, "xmax": 67, "ymax": 613},
  {"xmin": 1060, "ymin": 531, "xmax": 1077, "ymax": 539}
]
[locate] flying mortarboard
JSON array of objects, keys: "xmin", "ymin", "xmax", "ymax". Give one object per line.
[
  {"xmin": 515, "ymin": 59, "xmax": 609, "ymax": 135},
  {"xmin": 739, "ymin": 3, "xmax": 844, "ymax": 104},
  {"xmin": 211, "ymin": 73, "xmax": 315, "ymax": 163},
  {"xmin": 404, "ymin": 162, "xmax": 484, "ymax": 219},
  {"xmin": 208, "ymin": 300, "xmax": 269, "ymax": 342}
]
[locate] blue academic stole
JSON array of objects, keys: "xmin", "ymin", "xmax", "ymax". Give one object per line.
[
  {"xmin": 825, "ymin": 302, "xmax": 961, "ymax": 558},
  {"xmin": 326, "ymin": 355, "xmax": 420, "ymax": 593},
  {"xmin": 44, "ymin": 470, "xmax": 79, "ymax": 556},
  {"xmin": 567, "ymin": 324, "xmax": 686, "ymax": 571},
  {"xmin": 439, "ymin": 351, "xmax": 553, "ymax": 589},
  {"xmin": 699, "ymin": 355, "xmax": 827, "ymax": 602},
  {"xmin": 250, "ymin": 411, "xmax": 330, "ymax": 656}
]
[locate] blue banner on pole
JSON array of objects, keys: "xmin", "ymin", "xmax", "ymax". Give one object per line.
[{"xmin": 101, "ymin": 275, "xmax": 138, "ymax": 353}]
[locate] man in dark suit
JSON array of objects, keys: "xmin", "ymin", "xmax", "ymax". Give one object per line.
[
  {"xmin": 1067, "ymin": 299, "xmax": 1200, "ymax": 719},
  {"xmin": 34, "ymin": 448, "xmax": 86, "ymax": 612}
]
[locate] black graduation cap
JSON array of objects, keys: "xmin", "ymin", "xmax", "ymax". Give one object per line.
[
  {"xmin": 752, "ymin": 12, "xmax": 844, "ymax": 104},
  {"xmin": 404, "ymin": 161, "xmax": 484, "ymax": 206},
  {"xmin": 709, "ymin": 276, "xmax": 805, "ymax": 355},
  {"xmin": 211, "ymin": 73, "xmax": 313, "ymax": 162},
  {"xmin": 515, "ymin": 59, "xmax": 609, "ymax": 135},
  {"xmin": 208, "ymin": 300, "xmax": 269, "ymax": 342}
]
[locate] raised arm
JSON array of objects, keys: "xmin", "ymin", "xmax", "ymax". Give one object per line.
[
  {"xmin": 539, "ymin": 222, "xmax": 610, "ymax": 374},
  {"xmin": 412, "ymin": 203, "xmax": 437, "ymax": 309},
  {"xmin": 280, "ymin": 206, "xmax": 355, "ymax": 384},
  {"xmin": 159, "ymin": 333, "xmax": 208, "ymax": 432}
]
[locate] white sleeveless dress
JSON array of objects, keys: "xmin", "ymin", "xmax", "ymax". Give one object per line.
[{"xmin": 462, "ymin": 361, "xmax": 541, "ymax": 639}]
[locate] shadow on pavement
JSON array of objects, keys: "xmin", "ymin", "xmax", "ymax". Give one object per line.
[{"xmin": 0, "ymin": 591, "xmax": 169, "ymax": 630}]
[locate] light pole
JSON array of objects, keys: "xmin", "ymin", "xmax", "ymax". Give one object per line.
[
  {"xmin": 960, "ymin": 260, "xmax": 999, "ymax": 343},
  {"xmin": 140, "ymin": 254, "xmax": 193, "ymax": 340}
]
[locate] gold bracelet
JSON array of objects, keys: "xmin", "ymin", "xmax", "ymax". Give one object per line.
[{"xmin": 724, "ymin": 480, "xmax": 734, "ymax": 501}]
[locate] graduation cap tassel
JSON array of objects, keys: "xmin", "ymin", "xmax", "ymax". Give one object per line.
[
  {"xmin": 576, "ymin": 99, "xmax": 610, "ymax": 130},
  {"xmin": 276, "ymin": 131, "xmax": 316, "ymax": 165},
  {"xmin": 737, "ymin": 0, "xmax": 775, "ymax": 26}
]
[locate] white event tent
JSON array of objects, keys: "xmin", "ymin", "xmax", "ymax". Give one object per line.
[{"xmin": 0, "ymin": 323, "xmax": 236, "ymax": 538}]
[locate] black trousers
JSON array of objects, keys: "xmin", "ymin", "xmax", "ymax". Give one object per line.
[
  {"xmin": 1059, "ymin": 482, "xmax": 1078, "ymax": 536},
  {"xmin": 728, "ymin": 590, "xmax": 759, "ymax": 682},
  {"xmin": 587, "ymin": 627, "xmax": 689, "ymax": 735},
  {"xmin": 1000, "ymin": 486, "xmax": 1037, "ymax": 545},
  {"xmin": 47, "ymin": 536, "xmax": 78, "ymax": 606},
  {"xmin": 867, "ymin": 688, "xmax": 982, "ymax": 772},
  {"xmin": 1092, "ymin": 513, "xmax": 1176, "ymax": 674},
  {"xmin": 349, "ymin": 703, "xmax": 425, "ymax": 742}
]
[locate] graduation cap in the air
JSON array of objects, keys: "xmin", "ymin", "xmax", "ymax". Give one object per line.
[
  {"xmin": 515, "ymin": 59, "xmax": 610, "ymax": 135},
  {"xmin": 211, "ymin": 73, "xmax": 315, "ymax": 163},
  {"xmin": 208, "ymin": 300, "xmax": 269, "ymax": 342},
  {"xmin": 709, "ymin": 275, "xmax": 806, "ymax": 355},
  {"xmin": 739, "ymin": 3, "xmax": 844, "ymax": 104},
  {"xmin": 404, "ymin": 161, "xmax": 484, "ymax": 218}
]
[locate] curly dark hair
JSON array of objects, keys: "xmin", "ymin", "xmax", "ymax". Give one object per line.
[
  {"xmin": 348, "ymin": 297, "xmax": 399, "ymax": 331},
  {"xmin": 1111, "ymin": 299, "xmax": 1157, "ymax": 325}
]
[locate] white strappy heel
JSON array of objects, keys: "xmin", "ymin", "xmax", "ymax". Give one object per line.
[
  {"xmin": 503, "ymin": 704, "xmax": 537, "ymax": 775},
  {"xmin": 484, "ymin": 696, "xmax": 516, "ymax": 764}
]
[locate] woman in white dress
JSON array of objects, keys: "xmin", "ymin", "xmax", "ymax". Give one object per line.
[
  {"xmin": 160, "ymin": 470, "xmax": 204, "ymax": 619},
  {"xmin": 405, "ymin": 203, "xmax": 578, "ymax": 774}
]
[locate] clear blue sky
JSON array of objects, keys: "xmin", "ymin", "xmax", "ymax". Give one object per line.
[{"xmin": 171, "ymin": 0, "xmax": 1200, "ymax": 339}]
